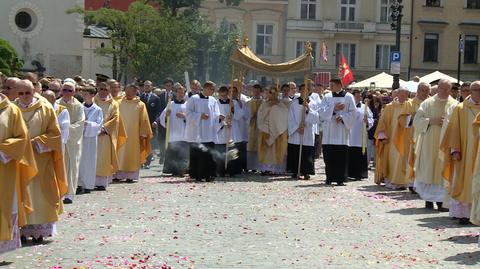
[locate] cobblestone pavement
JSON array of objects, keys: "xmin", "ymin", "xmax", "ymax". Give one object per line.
[{"xmin": 2, "ymin": 158, "xmax": 480, "ymax": 269}]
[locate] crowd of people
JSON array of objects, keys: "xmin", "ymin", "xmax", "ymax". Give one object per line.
[{"xmin": 1, "ymin": 70, "xmax": 480, "ymax": 255}]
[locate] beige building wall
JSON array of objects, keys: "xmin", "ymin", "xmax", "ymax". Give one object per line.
[
  {"xmin": 411, "ymin": 0, "xmax": 480, "ymax": 81},
  {"xmin": 286, "ymin": 0, "xmax": 412, "ymax": 81},
  {"xmin": 200, "ymin": 0, "xmax": 288, "ymax": 65}
]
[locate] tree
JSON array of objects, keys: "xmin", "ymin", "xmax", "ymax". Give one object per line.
[
  {"xmin": 0, "ymin": 39, "xmax": 23, "ymax": 76},
  {"xmin": 145, "ymin": 0, "xmax": 242, "ymax": 16},
  {"xmin": 70, "ymin": 2, "xmax": 195, "ymax": 83}
]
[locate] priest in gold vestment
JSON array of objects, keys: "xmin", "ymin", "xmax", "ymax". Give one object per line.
[
  {"xmin": 412, "ymin": 80, "xmax": 457, "ymax": 212},
  {"xmin": 57, "ymin": 82, "xmax": 84, "ymax": 204},
  {"xmin": 441, "ymin": 81, "xmax": 480, "ymax": 225},
  {"xmin": 14, "ymin": 80, "xmax": 67, "ymax": 243},
  {"xmin": 0, "ymin": 92, "xmax": 37, "ymax": 253},
  {"xmin": 394, "ymin": 83, "xmax": 430, "ymax": 191},
  {"xmin": 374, "ymin": 88, "xmax": 410, "ymax": 189},
  {"xmin": 246, "ymin": 84, "xmax": 263, "ymax": 171},
  {"xmin": 471, "ymin": 102, "xmax": 480, "ymax": 226},
  {"xmin": 94, "ymin": 82, "xmax": 127, "ymax": 190},
  {"xmin": 256, "ymin": 86, "xmax": 288, "ymax": 175},
  {"xmin": 115, "ymin": 84, "xmax": 153, "ymax": 182}
]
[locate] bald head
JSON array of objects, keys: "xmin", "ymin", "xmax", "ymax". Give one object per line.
[
  {"xmin": 42, "ymin": 90, "xmax": 56, "ymax": 105},
  {"xmin": 2, "ymin": 77, "xmax": 20, "ymax": 100},
  {"xmin": 396, "ymin": 87, "xmax": 409, "ymax": 103},
  {"xmin": 416, "ymin": 82, "xmax": 430, "ymax": 101},
  {"xmin": 17, "ymin": 79, "xmax": 35, "ymax": 105},
  {"xmin": 470, "ymin": 81, "xmax": 480, "ymax": 103},
  {"xmin": 48, "ymin": 81, "xmax": 61, "ymax": 97}
]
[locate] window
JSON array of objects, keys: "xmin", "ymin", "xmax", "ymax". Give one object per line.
[
  {"xmin": 376, "ymin": 45, "xmax": 395, "ymax": 69},
  {"xmin": 15, "ymin": 11, "xmax": 32, "ymax": 30},
  {"xmin": 336, "ymin": 43, "xmax": 356, "ymax": 68},
  {"xmin": 466, "ymin": 0, "xmax": 480, "ymax": 9},
  {"xmin": 296, "ymin": 41, "xmax": 317, "ymax": 66},
  {"xmin": 380, "ymin": 0, "xmax": 393, "ymax": 23},
  {"xmin": 256, "ymin": 24, "xmax": 273, "ymax": 56},
  {"xmin": 423, "ymin": 33, "xmax": 439, "ymax": 62},
  {"xmin": 301, "ymin": 0, "xmax": 316, "ymax": 20},
  {"xmin": 464, "ymin": 35, "xmax": 478, "ymax": 64},
  {"xmin": 340, "ymin": 0, "xmax": 356, "ymax": 22},
  {"xmin": 426, "ymin": 0, "xmax": 441, "ymax": 7}
]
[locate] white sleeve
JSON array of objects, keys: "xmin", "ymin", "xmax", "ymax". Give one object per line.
[{"xmin": 83, "ymin": 109, "xmax": 104, "ymax": 137}]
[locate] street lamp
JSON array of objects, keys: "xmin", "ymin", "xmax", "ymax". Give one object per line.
[{"xmin": 390, "ymin": 0, "xmax": 403, "ymax": 90}]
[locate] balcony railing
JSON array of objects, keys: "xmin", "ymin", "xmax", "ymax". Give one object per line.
[{"xmin": 334, "ymin": 21, "xmax": 364, "ymax": 30}]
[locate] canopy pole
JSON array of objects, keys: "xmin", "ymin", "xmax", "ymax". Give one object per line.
[
  {"xmin": 226, "ymin": 64, "xmax": 236, "ymax": 170},
  {"xmin": 297, "ymin": 42, "xmax": 313, "ymax": 180}
]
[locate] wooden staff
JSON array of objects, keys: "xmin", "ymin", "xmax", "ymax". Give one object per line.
[
  {"xmin": 225, "ymin": 65, "xmax": 236, "ymax": 170},
  {"xmin": 297, "ymin": 73, "xmax": 308, "ymax": 179},
  {"xmin": 297, "ymin": 42, "xmax": 313, "ymax": 179},
  {"xmin": 164, "ymin": 94, "xmax": 172, "ymax": 149},
  {"xmin": 362, "ymin": 99, "xmax": 369, "ymax": 155}
]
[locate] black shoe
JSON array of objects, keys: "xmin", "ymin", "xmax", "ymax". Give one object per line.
[
  {"xmin": 84, "ymin": 189, "xmax": 92, "ymax": 194},
  {"xmin": 408, "ymin": 186, "xmax": 417, "ymax": 194},
  {"xmin": 291, "ymin": 174, "xmax": 298, "ymax": 179},
  {"xmin": 76, "ymin": 186, "xmax": 84, "ymax": 195},
  {"xmin": 425, "ymin": 201, "xmax": 434, "ymax": 209},
  {"xmin": 325, "ymin": 181, "xmax": 332, "ymax": 185},
  {"xmin": 63, "ymin": 198, "xmax": 73, "ymax": 204},
  {"xmin": 337, "ymin": 182, "xmax": 345, "ymax": 186},
  {"xmin": 398, "ymin": 187, "xmax": 407, "ymax": 191},
  {"xmin": 205, "ymin": 177, "xmax": 215, "ymax": 182},
  {"xmin": 303, "ymin": 175, "xmax": 311, "ymax": 180},
  {"xmin": 436, "ymin": 202, "xmax": 448, "ymax": 212},
  {"xmin": 95, "ymin": 186, "xmax": 106, "ymax": 191},
  {"xmin": 459, "ymin": 218, "xmax": 471, "ymax": 225},
  {"xmin": 125, "ymin": 179, "xmax": 134, "ymax": 183},
  {"xmin": 20, "ymin": 236, "xmax": 27, "ymax": 244}
]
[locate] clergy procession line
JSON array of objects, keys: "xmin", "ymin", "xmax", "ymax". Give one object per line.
[{"xmin": 1, "ymin": 71, "xmax": 480, "ymax": 257}]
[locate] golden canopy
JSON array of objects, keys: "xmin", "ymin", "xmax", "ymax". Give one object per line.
[{"xmin": 229, "ymin": 40, "xmax": 313, "ymax": 77}]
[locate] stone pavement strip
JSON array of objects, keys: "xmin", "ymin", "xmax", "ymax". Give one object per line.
[{"xmin": 2, "ymin": 158, "xmax": 480, "ymax": 269}]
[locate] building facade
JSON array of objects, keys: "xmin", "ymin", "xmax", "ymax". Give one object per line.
[
  {"xmin": 0, "ymin": 0, "xmax": 85, "ymax": 78},
  {"xmin": 201, "ymin": 0, "xmax": 412, "ymax": 82},
  {"xmin": 410, "ymin": 0, "xmax": 480, "ymax": 81}
]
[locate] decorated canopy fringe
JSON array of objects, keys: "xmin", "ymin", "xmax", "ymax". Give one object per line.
[{"xmin": 229, "ymin": 43, "xmax": 312, "ymax": 77}]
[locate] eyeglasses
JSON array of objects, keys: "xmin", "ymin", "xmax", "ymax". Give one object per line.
[
  {"xmin": 62, "ymin": 88, "xmax": 74, "ymax": 93},
  {"xmin": 18, "ymin": 92, "xmax": 32, "ymax": 96}
]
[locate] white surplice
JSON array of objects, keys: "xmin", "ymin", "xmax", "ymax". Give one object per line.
[
  {"xmin": 216, "ymin": 99, "xmax": 244, "ymax": 144},
  {"xmin": 78, "ymin": 103, "xmax": 103, "ymax": 190},
  {"xmin": 349, "ymin": 103, "xmax": 374, "ymax": 147},
  {"xmin": 287, "ymin": 97, "xmax": 320, "ymax": 146},
  {"xmin": 159, "ymin": 101, "xmax": 187, "ymax": 142},
  {"xmin": 185, "ymin": 93, "xmax": 219, "ymax": 143},
  {"xmin": 318, "ymin": 91, "xmax": 356, "ymax": 145}
]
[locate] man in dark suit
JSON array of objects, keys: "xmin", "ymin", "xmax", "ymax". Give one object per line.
[
  {"xmin": 155, "ymin": 78, "xmax": 175, "ymax": 164},
  {"xmin": 140, "ymin": 80, "xmax": 161, "ymax": 168}
]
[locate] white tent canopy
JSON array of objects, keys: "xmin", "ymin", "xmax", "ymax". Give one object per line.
[
  {"xmin": 419, "ymin": 71, "xmax": 463, "ymax": 84},
  {"xmin": 350, "ymin": 72, "xmax": 406, "ymax": 89}
]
